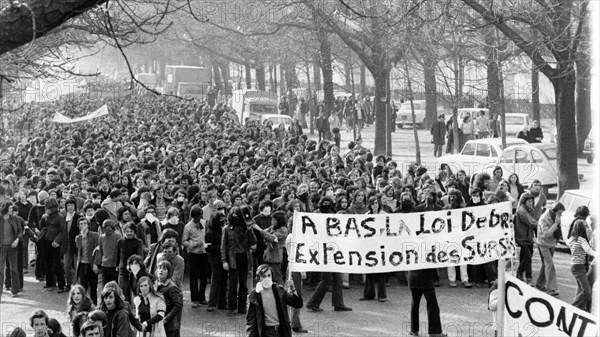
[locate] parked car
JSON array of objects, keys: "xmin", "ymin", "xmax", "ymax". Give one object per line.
[
  {"xmin": 554, "ymin": 189, "xmax": 595, "ymax": 244},
  {"xmin": 503, "ymin": 113, "xmax": 531, "ymax": 137},
  {"xmin": 437, "ymin": 137, "xmax": 528, "ymax": 178},
  {"xmin": 489, "ymin": 143, "xmax": 558, "ymax": 194},
  {"xmin": 583, "ymin": 128, "xmax": 595, "ymax": 163},
  {"xmin": 397, "ymin": 100, "xmax": 426, "ymax": 129},
  {"xmin": 397, "ymin": 100, "xmax": 447, "ymax": 129},
  {"xmin": 258, "ymin": 114, "xmax": 293, "ymax": 129}
]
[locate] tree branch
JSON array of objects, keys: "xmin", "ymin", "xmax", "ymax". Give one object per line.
[
  {"xmin": 0, "ymin": 0, "xmax": 108, "ymax": 55},
  {"xmin": 461, "ymin": 0, "xmax": 556, "ymax": 80}
]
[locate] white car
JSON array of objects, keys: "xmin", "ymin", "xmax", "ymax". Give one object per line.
[
  {"xmin": 258, "ymin": 114, "xmax": 293, "ymax": 129},
  {"xmin": 502, "ymin": 113, "xmax": 531, "ymax": 137},
  {"xmin": 555, "ymin": 189, "xmax": 595, "ymax": 244},
  {"xmin": 438, "ymin": 138, "xmax": 528, "ymax": 178},
  {"xmin": 490, "ymin": 143, "xmax": 557, "ymax": 192},
  {"xmin": 397, "ymin": 100, "xmax": 448, "ymax": 129}
]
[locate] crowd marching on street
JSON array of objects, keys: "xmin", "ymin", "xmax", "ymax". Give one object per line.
[{"xmin": 0, "ymin": 92, "xmax": 596, "ymax": 337}]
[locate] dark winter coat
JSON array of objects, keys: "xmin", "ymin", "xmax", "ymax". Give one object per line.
[
  {"xmin": 430, "ymin": 120, "xmax": 446, "ymax": 145},
  {"xmin": 514, "ymin": 204, "xmax": 538, "ymax": 245},
  {"xmin": 246, "ymin": 284, "xmax": 303, "ymax": 337}
]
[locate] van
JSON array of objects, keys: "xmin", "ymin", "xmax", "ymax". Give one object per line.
[
  {"xmin": 396, "ymin": 100, "xmax": 426, "ymax": 129},
  {"xmin": 503, "ymin": 113, "xmax": 531, "ymax": 137},
  {"xmin": 230, "ymin": 90, "xmax": 278, "ymax": 124}
]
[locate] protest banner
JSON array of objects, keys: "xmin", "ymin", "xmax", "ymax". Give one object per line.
[
  {"xmin": 503, "ymin": 274, "xmax": 598, "ymax": 337},
  {"xmin": 289, "ymin": 202, "xmax": 515, "ymax": 273},
  {"xmin": 52, "ymin": 104, "xmax": 109, "ymax": 123}
]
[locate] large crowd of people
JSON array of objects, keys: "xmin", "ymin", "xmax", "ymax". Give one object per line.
[{"xmin": 0, "ymin": 92, "xmax": 595, "ymax": 337}]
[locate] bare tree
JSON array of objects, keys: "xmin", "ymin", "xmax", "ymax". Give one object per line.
[{"xmin": 462, "ymin": 0, "xmax": 589, "ymax": 194}]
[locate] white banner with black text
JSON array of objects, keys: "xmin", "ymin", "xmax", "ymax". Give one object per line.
[
  {"xmin": 503, "ymin": 274, "xmax": 598, "ymax": 337},
  {"xmin": 289, "ymin": 202, "xmax": 515, "ymax": 273}
]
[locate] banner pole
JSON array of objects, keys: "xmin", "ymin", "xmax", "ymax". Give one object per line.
[{"xmin": 496, "ymin": 258, "xmax": 507, "ymax": 337}]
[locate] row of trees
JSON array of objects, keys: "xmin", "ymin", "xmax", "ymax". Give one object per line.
[{"xmin": 0, "ymin": 0, "xmax": 591, "ymax": 194}]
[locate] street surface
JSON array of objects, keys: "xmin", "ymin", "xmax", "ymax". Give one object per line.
[{"xmin": 1, "ymin": 124, "xmax": 597, "ymax": 336}]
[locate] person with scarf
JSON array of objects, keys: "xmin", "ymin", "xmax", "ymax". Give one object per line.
[
  {"xmin": 38, "ymin": 197, "xmax": 66, "ymax": 292},
  {"xmin": 251, "ymin": 211, "xmax": 289, "ymax": 285},
  {"xmin": 535, "ymin": 202, "xmax": 565, "ymax": 297},
  {"xmin": 514, "ymin": 193, "xmax": 538, "ymax": 285},
  {"xmin": 221, "ymin": 205, "xmax": 257, "ymax": 316},
  {"xmin": 246, "ymin": 264, "xmax": 303, "ymax": 337}
]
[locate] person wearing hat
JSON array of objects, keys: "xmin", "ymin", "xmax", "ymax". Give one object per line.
[
  {"xmin": 305, "ymin": 197, "xmax": 352, "ymax": 312},
  {"xmin": 221, "ymin": 205, "xmax": 257, "ymax": 316}
]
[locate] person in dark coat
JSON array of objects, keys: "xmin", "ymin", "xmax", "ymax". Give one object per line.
[
  {"xmin": 155, "ymin": 260, "xmax": 182, "ymax": 337},
  {"xmin": 430, "ymin": 115, "xmax": 446, "ymax": 157},
  {"xmin": 527, "ymin": 120, "xmax": 543, "ymax": 143},
  {"xmin": 61, "ymin": 198, "xmax": 81, "ymax": 290},
  {"xmin": 407, "ymin": 268, "xmax": 447, "ymax": 337},
  {"xmin": 39, "ymin": 197, "xmax": 66, "ymax": 292},
  {"xmin": 315, "ymin": 110, "xmax": 330, "ymax": 142},
  {"xmin": 246, "ymin": 264, "xmax": 303, "ymax": 337},
  {"xmin": 514, "ymin": 193, "xmax": 538, "ymax": 285},
  {"xmin": 206, "ymin": 208, "xmax": 227, "ymax": 311},
  {"xmin": 127, "ymin": 254, "xmax": 154, "ymax": 300},
  {"xmin": 75, "ymin": 218, "xmax": 100, "ymax": 305}
]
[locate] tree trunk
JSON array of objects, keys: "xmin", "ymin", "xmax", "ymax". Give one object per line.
[
  {"xmin": 212, "ymin": 61, "xmax": 222, "ymax": 92},
  {"xmin": 245, "ymin": 64, "xmax": 252, "ymax": 89},
  {"xmin": 273, "ymin": 63, "xmax": 278, "ymax": 94},
  {"xmin": 219, "ymin": 60, "xmax": 231, "ymax": 83},
  {"xmin": 360, "ymin": 64, "xmax": 366, "ymax": 97},
  {"xmin": 373, "ymin": 69, "xmax": 392, "ymax": 156},
  {"xmin": 531, "ymin": 68, "xmax": 540, "ymax": 122},
  {"xmin": 576, "ymin": 55, "xmax": 591, "ymax": 155},
  {"xmin": 284, "ymin": 63, "xmax": 298, "ymax": 89},
  {"xmin": 279, "ymin": 65, "xmax": 285, "ymax": 97},
  {"xmin": 423, "ymin": 56, "xmax": 437, "ymax": 130},
  {"xmin": 269, "ymin": 63, "xmax": 274, "ymax": 93},
  {"xmin": 344, "ymin": 61, "xmax": 352, "ymax": 92},
  {"xmin": 553, "ymin": 72, "xmax": 580, "ymax": 194},
  {"xmin": 313, "ymin": 58, "xmax": 322, "ymax": 91},
  {"xmin": 256, "ymin": 64, "xmax": 266, "ymax": 91},
  {"xmin": 318, "ymin": 31, "xmax": 334, "ymax": 117},
  {"xmin": 404, "ymin": 63, "xmax": 421, "ymax": 164},
  {"xmin": 486, "ymin": 30, "xmax": 502, "ymax": 128}
]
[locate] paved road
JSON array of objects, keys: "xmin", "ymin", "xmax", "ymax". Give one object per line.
[{"xmin": 0, "ymin": 247, "xmax": 586, "ymax": 337}]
